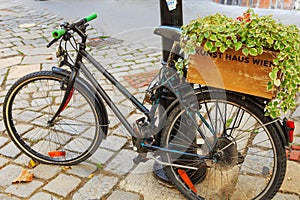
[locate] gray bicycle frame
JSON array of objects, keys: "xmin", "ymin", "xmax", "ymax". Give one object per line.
[{"xmin": 77, "ymin": 49, "xmax": 151, "ymax": 138}]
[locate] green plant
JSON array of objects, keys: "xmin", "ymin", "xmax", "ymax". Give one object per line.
[{"xmin": 177, "ymin": 9, "xmax": 300, "ymax": 118}]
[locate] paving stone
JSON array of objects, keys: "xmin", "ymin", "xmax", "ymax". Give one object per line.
[
  {"xmin": 5, "ymin": 180, "xmax": 43, "ymax": 198},
  {"xmin": 30, "ymin": 192, "xmax": 61, "ymax": 200},
  {"xmin": 128, "ymin": 68, "xmax": 146, "ymax": 75},
  {"xmin": 293, "ymin": 136, "xmax": 300, "ymax": 145},
  {"xmin": 0, "ymin": 48, "xmax": 20, "ymax": 59},
  {"xmin": 0, "ymin": 156, "xmax": 9, "ymax": 168},
  {"xmin": 14, "ymin": 154, "xmax": 31, "ymax": 165},
  {"xmin": 21, "ymin": 55, "xmax": 53, "ymax": 65},
  {"xmin": 18, "ymin": 46, "xmax": 53, "ymax": 56},
  {"xmin": 0, "ymin": 42, "xmax": 14, "ymax": 49},
  {"xmin": 0, "ymin": 56, "xmax": 23, "ymax": 68},
  {"xmin": 100, "ymin": 135, "xmax": 128, "ymax": 151},
  {"xmin": 0, "ymin": 74, "xmax": 6, "ymax": 88},
  {"xmin": 66, "ymin": 162, "xmax": 98, "ymax": 178},
  {"xmin": 7, "ymin": 64, "xmax": 40, "ymax": 79},
  {"xmin": 88, "ymin": 148, "xmax": 115, "ymax": 164},
  {"xmin": 0, "ymin": 142, "xmax": 20, "ymax": 158},
  {"xmin": 130, "ymin": 62, "xmax": 152, "ymax": 70},
  {"xmin": 0, "ymin": 165, "xmax": 22, "ymax": 187},
  {"xmin": 105, "ymin": 149, "xmax": 137, "ymax": 175},
  {"xmin": 110, "ymin": 95, "xmax": 126, "ymax": 104},
  {"xmin": 20, "ymin": 33, "xmax": 42, "ymax": 41},
  {"xmin": 24, "ymin": 38, "xmax": 48, "ymax": 46},
  {"xmin": 120, "ymin": 160, "xmax": 184, "ymax": 200},
  {"xmin": 107, "ymin": 190, "xmax": 140, "ymax": 200},
  {"xmin": 72, "ymin": 174, "xmax": 118, "ymax": 200},
  {"xmin": 294, "ymin": 121, "xmax": 300, "ymax": 136},
  {"xmin": 33, "ymin": 164, "xmax": 61, "ymax": 179},
  {"xmin": 19, "ymin": 23, "xmax": 36, "ymax": 28},
  {"xmin": 113, "ymin": 125, "xmax": 132, "ymax": 138},
  {"xmin": 281, "ymin": 161, "xmax": 300, "ymax": 194},
  {"xmin": 273, "ymin": 193, "xmax": 300, "ymax": 200},
  {"xmin": 0, "ymin": 136, "xmax": 8, "ymax": 147},
  {"xmin": 0, "ymin": 194, "xmax": 19, "ymax": 200},
  {"xmin": 135, "ymin": 57, "xmax": 158, "ymax": 64},
  {"xmin": 43, "ymin": 174, "xmax": 81, "ymax": 197}
]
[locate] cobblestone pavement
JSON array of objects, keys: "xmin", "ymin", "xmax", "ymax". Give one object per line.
[{"xmin": 0, "ymin": 3, "xmax": 300, "ymax": 200}]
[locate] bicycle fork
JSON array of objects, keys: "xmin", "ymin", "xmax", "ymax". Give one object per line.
[{"xmin": 47, "ymin": 69, "xmax": 77, "ymax": 126}]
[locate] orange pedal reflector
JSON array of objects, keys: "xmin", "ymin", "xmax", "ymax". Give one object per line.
[
  {"xmin": 48, "ymin": 151, "xmax": 66, "ymax": 158},
  {"xmin": 178, "ymin": 169, "xmax": 197, "ymax": 193}
]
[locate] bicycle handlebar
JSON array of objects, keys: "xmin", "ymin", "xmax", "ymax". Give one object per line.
[
  {"xmin": 52, "ymin": 29, "xmax": 66, "ymax": 39},
  {"xmin": 51, "ymin": 13, "xmax": 98, "ymax": 39},
  {"xmin": 85, "ymin": 13, "xmax": 97, "ymax": 22}
]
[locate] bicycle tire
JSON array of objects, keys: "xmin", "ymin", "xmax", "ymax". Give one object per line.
[
  {"xmin": 160, "ymin": 90, "xmax": 286, "ymax": 200},
  {"xmin": 3, "ymin": 71, "xmax": 108, "ymax": 165}
]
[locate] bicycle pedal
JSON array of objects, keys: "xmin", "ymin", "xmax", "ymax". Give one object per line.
[{"xmin": 133, "ymin": 154, "xmax": 149, "ymax": 164}]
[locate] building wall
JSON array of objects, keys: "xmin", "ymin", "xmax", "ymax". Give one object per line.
[
  {"xmin": 212, "ymin": 0, "xmax": 297, "ymax": 10},
  {"xmin": 296, "ymin": 0, "xmax": 300, "ymax": 9}
]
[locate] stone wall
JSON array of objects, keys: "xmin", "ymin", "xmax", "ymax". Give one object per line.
[{"xmin": 212, "ymin": 0, "xmax": 297, "ymax": 10}]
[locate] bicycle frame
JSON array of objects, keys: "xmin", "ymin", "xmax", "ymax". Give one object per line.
[
  {"xmin": 58, "ymin": 39, "xmax": 219, "ymax": 153},
  {"xmin": 78, "ymin": 49, "xmax": 150, "ymax": 139}
]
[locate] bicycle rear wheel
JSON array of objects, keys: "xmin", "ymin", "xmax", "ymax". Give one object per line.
[
  {"xmin": 160, "ymin": 90, "xmax": 286, "ymax": 200},
  {"xmin": 3, "ymin": 71, "xmax": 107, "ymax": 165}
]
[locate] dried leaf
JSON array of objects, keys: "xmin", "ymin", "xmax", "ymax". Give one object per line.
[
  {"xmin": 12, "ymin": 168, "xmax": 34, "ymax": 184},
  {"xmin": 61, "ymin": 166, "xmax": 72, "ymax": 171},
  {"xmin": 88, "ymin": 174, "xmax": 94, "ymax": 179}
]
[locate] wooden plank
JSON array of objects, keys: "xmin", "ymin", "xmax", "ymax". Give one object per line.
[{"xmin": 186, "ymin": 48, "xmax": 277, "ymax": 99}]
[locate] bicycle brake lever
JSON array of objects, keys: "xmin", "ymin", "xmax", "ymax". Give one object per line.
[{"xmin": 46, "ymin": 38, "xmax": 59, "ymax": 48}]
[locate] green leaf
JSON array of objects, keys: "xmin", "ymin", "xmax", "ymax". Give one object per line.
[
  {"xmin": 210, "ymin": 34, "xmax": 218, "ymax": 41},
  {"xmin": 274, "ymin": 40, "xmax": 279, "ymax": 50},
  {"xmin": 215, "ymin": 41, "xmax": 223, "ymax": 47},
  {"xmin": 242, "ymin": 48, "xmax": 249, "ymax": 56},
  {"xmin": 269, "ymin": 70, "xmax": 277, "ymax": 80},
  {"xmin": 249, "ymin": 48, "xmax": 258, "ymax": 56},
  {"xmin": 198, "ymin": 34, "xmax": 204, "ymax": 43},
  {"xmin": 270, "ymin": 111, "xmax": 277, "ymax": 119},
  {"xmin": 267, "ymin": 38, "xmax": 274, "ymax": 45},
  {"xmin": 220, "ymin": 45, "xmax": 227, "ymax": 53},
  {"xmin": 225, "ymin": 118, "xmax": 233, "ymax": 128},
  {"xmin": 267, "ymin": 81, "xmax": 273, "ymax": 91},
  {"xmin": 226, "ymin": 39, "xmax": 232, "ymax": 46},
  {"xmin": 210, "ymin": 46, "xmax": 217, "ymax": 53},
  {"xmin": 190, "ymin": 34, "xmax": 197, "ymax": 42},
  {"xmin": 257, "ymin": 46, "xmax": 263, "ymax": 55},
  {"xmin": 234, "ymin": 42, "xmax": 243, "ymax": 51},
  {"xmin": 274, "ymin": 79, "xmax": 281, "ymax": 87},
  {"xmin": 279, "ymin": 43, "xmax": 285, "ymax": 51},
  {"xmin": 204, "ymin": 41, "xmax": 213, "ymax": 51},
  {"xmin": 273, "ymin": 59, "xmax": 279, "ymax": 66},
  {"xmin": 247, "ymin": 41, "xmax": 256, "ymax": 48},
  {"xmin": 204, "ymin": 31, "xmax": 210, "ymax": 39}
]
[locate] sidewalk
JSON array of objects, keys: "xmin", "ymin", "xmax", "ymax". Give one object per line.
[{"xmin": 0, "ymin": 2, "xmax": 300, "ymax": 200}]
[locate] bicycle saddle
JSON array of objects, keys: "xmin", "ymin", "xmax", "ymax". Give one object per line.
[{"xmin": 154, "ymin": 26, "xmax": 182, "ymax": 41}]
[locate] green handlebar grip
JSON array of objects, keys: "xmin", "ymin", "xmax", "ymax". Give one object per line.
[
  {"xmin": 52, "ymin": 29, "xmax": 66, "ymax": 39},
  {"xmin": 85, "ymin": 13, "xmax": 97, "ymax": 22}
]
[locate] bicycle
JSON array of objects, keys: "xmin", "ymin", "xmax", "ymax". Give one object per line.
[{"xmin": 2, "ymin": 13, "xmax": 293, "ymax": 200}]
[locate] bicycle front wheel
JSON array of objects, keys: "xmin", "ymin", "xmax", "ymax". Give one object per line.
[
  {"xmin": 160, "ymin": 90, "xmax": 286, "ymax": 200},
  {"xmin": 3, "ymin": 71, "xmax": 107, "ymax": 165}
]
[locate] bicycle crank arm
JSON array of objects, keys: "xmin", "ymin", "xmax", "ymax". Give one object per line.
[
  {"xmin": 147, "ymin": 153, "xmax": 198, "ymax": 170},
  {"xmin": 141, "ymin": 143, "xmax": 209, "ymax": 161}
]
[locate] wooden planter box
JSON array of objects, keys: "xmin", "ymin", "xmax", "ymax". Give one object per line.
[{"xmin": 186, "ymin": 48, "xmax": 277, "ymax": 99}]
